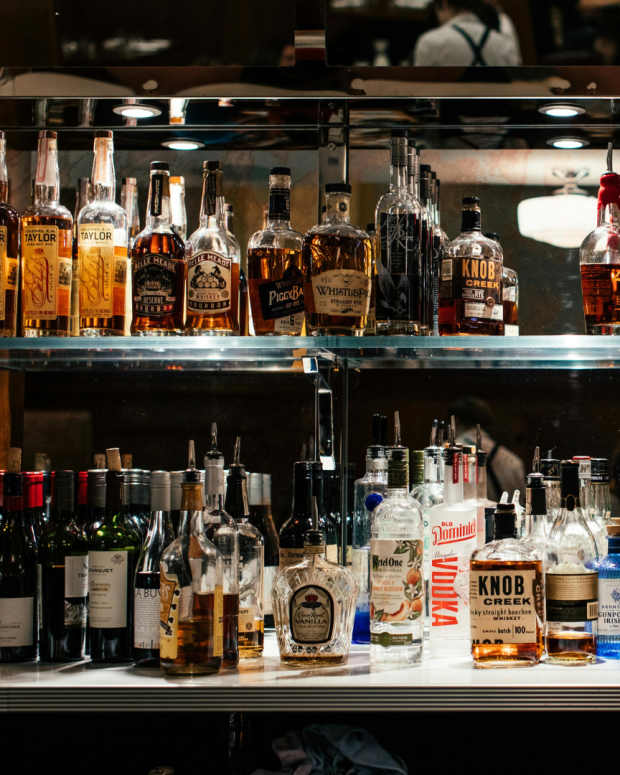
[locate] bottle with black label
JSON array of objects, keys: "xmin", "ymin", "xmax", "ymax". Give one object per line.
[
  {"xmin": 40, "ymin": 470, "xmax": 88, "ymax": 662},
  {"xmin": 131, "ymin": 161, "xmax": 186, "ymax": 334},
  {"xmin": 545, "ymin": 460, "xmax": 598, "ymax": 665},
  {"xmin": 247, "ymin": 167, "xmax": 305, "ymax": 335},
  {"xmin": 439, "ymin": 197, "xmax": 504, "ymax": 336}
]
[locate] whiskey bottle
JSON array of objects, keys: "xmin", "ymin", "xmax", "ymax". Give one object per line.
[
  {"xmin": 375, "ymin": 131, "xmax": 422, "ymax": 336},
  {"xmin": 120, "ymin": 177, "xmax": 140, "ymax": 247},
  {"xmin": 78, "ymin": 131, "xmax": 129, "ymax": 336},
  {"xmin": 247, "ymin": 167, "xmax": 305, "ymax": 336},
  {"xmin": 225, "ymin": 438, "xmax": 264, "ymax": 658},
  {"xmin": 185, "ymin": 161, "xmax": 238, "ymax": 335},
  {"xmin": 224, "ymin": 203, "xmax": 243, "ymax": 334},
  {"xmin": 0, "ymin": 131, "xmax": 19, "ymax": 337},
  {"xmin": 470, "ymin": 502, "xmax": 544, "ymax": 667},
  {"xmin": 304, "ymin": 184, "xmax": 372, "ymax": 336},
  {"xmin": 160, "ymin": 442, "xmax": 223, "ymax": 675},
  {"xmin": 365, "ymin": 222, "xmax": 377, "ymax": 336},
  {"xmin": 546, "ymin": 460, "xmax": 598, "ymax": 664},
  {"xmin": 439, "ymin": 197, "xmax": 504, "ymax": 336},
  {"xmin": 131, "ymin": 162, "xmax": 186, "ymax": 335},
  {"xmin": 21, "ymin": 130, "xmax": 73, "ymax": 336},
  {"xmin": 71, "ymin": 177, "xmax": 92, "ymax": 336},
  {"xmin": 169, "ymin": 176, "xmax": 187, "ymax": 241}
]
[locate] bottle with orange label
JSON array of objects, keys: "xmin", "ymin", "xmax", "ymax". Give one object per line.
[
  {"xmin": 77, "ymin": 131, "xmax": 129, "ymax": 336},
  {"xmin": 0, "ymin": 131, "xmax": 19, "ymax": 337},
  {"xmin": 21, "ymin": 130, "xmax": 73, "ymax": 337}
]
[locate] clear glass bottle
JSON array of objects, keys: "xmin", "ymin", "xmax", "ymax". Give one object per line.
[
  {"xmin": 597, "ymin": 521, "xmax": 620, "ymax": 659},
  {"xmin": 160, "ymin": 443, "xmax": 223, "ymax": 676},
  {"xmin": 224, "ymin": 203, "xmax": 242, "ymax": 334},
  {"xmin": 169, "ymin": 175, "xmax": 187, "ymax": 241},
  {"xmin": 71, "ymin": 177, "xmax": 92, "ymax": 336},
  {"xmin": 540, "ymin": 453, "xmax": 561, "ymax": 528},
  {"xmin": 418, "ymin": 165, "xmax": 433, "ymax": 335},
  {"xmin": 502, "ymin": 266, "xmax": 519, "ymax": 336},
  {"xmin": 78, "ymin": 131, "xmax": 129, "ymax": 336},
  {"xmin": 370, "ymin": 417, "xmax": 424, "ymax": 665},
  {"xmin": 546, "ymin": 460, "xmax": 598, "ymax": 665},
  {"xmin": 304, "ymin": 184, "xmax": 372, "ymax": 336},
  {"xmin": 590, "ymin": 457, "xmax": 612, "ymax": 529},
  {"xmin": 120, "ymin": 177, "xmax": 140, "ymax": 248},
  {"xmin": 185, "ymin": 161, "xmax": 238, "ymax": 335},
  {"xmin": 470, "ymin": 502, "xmax": 544, "ymax": 668},
  {"xmin": 224, "ymin": 438, "xmax": 264, "ymax": 658},
  {"xmin": 248, "ymin": 167, "xmax": 305, "ymax": 336},
  {"xmin": 524, "ymin": 472, "xmax": 549, "ymax": 561},
  {"xmin": 430, "ymin": 176, "xmax": 448, "ymax": 336},
  {"xmin": 0, "ymin": 131, "xmax": 19, "ymax": 337},
  {"xmin": 375, "ymin": 131, "xmax": 422, "ymax": 335}
]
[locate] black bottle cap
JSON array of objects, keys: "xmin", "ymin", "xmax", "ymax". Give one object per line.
[
  {"xmin": 53, "ymin": 470, "xmax": 75, "ymax": 513},
  {"xmin": 463, "ymin": 196, "xmax": 480, "ymax": 207},
  {"xmin": 391, "ymin": 128, "xmax": 408, "ymax": 138},
  {"xmin": 87, "ymin": 469, "xmax": 106, "ymax": 509},
  {"xmin": 294, "ymin": 460, "xmax": 314, "ymax": 481},
  {"xmin": 371, "ymin": 413, "xmax": 388, "ymax": 446},
  {"xmin": 477, "ymin": 449, "xmax": 487, "ymax": 467},
  {"xmin": 420, "ymin": 164, "xmax": 432, "ymax": 174},
  {"xmin": 205, "ymin": 160, "xmax": 220, "ymax": 172},
  {"xmin": 271, "ymin": 166, "xmax": 290, "ymax": 176},
  {"xmin": 560, "ymin": 460, "xmax": 580, "ymax": 507},
  {"xmin": 540, "ymin": 457, "xmax": 561, "ymax": 481},
  {"xmin": 591, "ymin": 458, "xmax": 610, "ymax": 483},
  {"xmin": 387, "ymin": 446, "xmax": 409, "ymax": 489},
  {"xmin": 150, "ymin": 161, "xmax": 169, "ymax": 171},
  {"xmin": 493, "ymin": 503, "xmax": 517, "ymax": 540},
  {"xmin": 526, "ymin": 472, "xmax": 547, "ymax": 516},
  {"xmin": 4, "ymin": 472, "xmax": 22, "ymax": 498},
  {"xmin": 325, "ymin": 182, "xmax": 351, "ymax": 194}
]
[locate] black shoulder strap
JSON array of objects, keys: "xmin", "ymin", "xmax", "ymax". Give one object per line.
[{"xmin": 452, "ymin": 24, "xmax": 491, "ymax": 66}]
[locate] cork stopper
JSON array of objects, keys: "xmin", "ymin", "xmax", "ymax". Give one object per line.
[
  {"xmin": 106, "ymin": 447, "xmax": 122, "ymax": 473},
  {"xmin": 93, "ymin": 453, "xmax": 106, "ymax": 469},
  {"xmin": 122, "ymin": 453, "xmax": 133, "ymax": 469},
  {"xmin": 7, "ymin": 447, "xmax": 21, "ymax": 473}
]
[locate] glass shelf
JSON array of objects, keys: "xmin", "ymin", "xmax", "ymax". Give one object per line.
[{"xmin": 0, "ymin": 335, "xmax": 619, "ymax": 372}]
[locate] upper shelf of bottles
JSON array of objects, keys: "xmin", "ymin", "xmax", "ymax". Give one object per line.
[{"xmin": 1, "ymin": 335, "xmax": 619, "ymax": 372}]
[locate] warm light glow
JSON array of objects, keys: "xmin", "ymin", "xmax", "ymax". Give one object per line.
[
  {"xmin": 539, "ymin": 104, "xmax": 585, "ymax": 118},
  {"xmin": 517, "ymin": 193, "xmax": 597, "ymax": 248},
  {"xmin": 549, "ymin": 137, "xmax": 588, "ymax": 149},
  {"xmin": 113, "ymin": 103, "xmax": 161, "ymax": 119},
  {"xmin": 161, "ymin": 138, "xmax": 204, "ymax": 151}
]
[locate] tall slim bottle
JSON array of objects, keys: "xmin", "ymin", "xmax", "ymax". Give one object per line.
[
  {"xmin": 0, "ymin": 131, "xmax": 19, "ymax": 337},
  {"xmin": 224, "ymin": 203, "xmax": 243, "ymax": 334},
  {"xmin": 78, "ymin": 131, "xmax": 129, "ymax": 335},
  {"xmin": 419, "ymin": 164, "xmax": 433, "ymax": 333},
  {"xmin": 22, "ymin": 130, "xmax": 72, "ymax": 336},
  {"xmin": 259, "ymin": 473, "xmax": 279, "ymax": 628},
  {"xmin": 170, "ymin": 176, "xmax": 187, "ymax": 241},
  {"xmin": 121, "ymin": 177, "xmax": 140, "ymax": 247},
  {"xmin": 430, "ymin": 174, "xmax": 448, "ymax": 336}
]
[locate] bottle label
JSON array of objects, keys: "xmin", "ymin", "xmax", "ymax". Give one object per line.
[
  {"xmin": 0, "ymin": 597, "xmax": 34, "ymax": 647},
  {"xmin": 598, "ymin": 578, "xmax": 620, "ymax": 635},
  {"xmin": 545, "ymin": 572, "xmax": 598, "ymax": 622},
  {"xmin": 470, "ymin": 567, "xmax": 542, "ymax": 644},
  {"xmin": 312, "ymin": 269, "xmax": 370, "ymax": 318},
  {"xmin": 258, "ymin": 277, "xmax": 304, "ymax": 321},
  {"xmin": 78, "ymin": 223, "xmax": 115, "ymax": 317},
  {"xmin": 65, "ymin": 554, "xmax": 89, "ymax": 598},
  {"xmin": 88, "ymin": 550, "xmax": 128, "ymax": 628},
  {"xmin": 289, "ymin": 584, "xmax": 334, "ymax": 644},
  {"xmin": 187, "ymin": 251, "xmax": 231, "ymax": 313},
  {"xmin": 238, "ymin": 605, "xmax": 256, "ymax": 636},
  {"xmin": 268, "ymin": 188, "xmax": 290, "ymax": 220},
  {"xmin": 430, "ymin": 514, "xmax": 477, "ymax": 629},
  {"xmin": 263, "ymin": 565, "xmax": 276, "ymax": 615},
  {"xmin": 279, "ymin": 547, "xmax": 307, "ymax": 569},
  {"xmin": 504, "ymin": 324, "xmax": 519, "ymax": 336},
  {"xmin": 23, "ymin": 224, "xmax": 72, "ymax": 320},
  {"xmin": 441, "ymin": 259, "xmax": 453, "ymax": 280},
  {"xmin": 0, "ymin": 225, "xmax": 17, "ymax": 321},
  {"xmin": 159, "ymin": 568, "xmax": 182, "ymax": 661},
  {"xmin": 439, "ymin": 255, "xmax": 502, "ymax": 322},
  {"xmin": 273, "ymin": 312, "xmax": 304, "ymax": 334},
  {"xmin": 133, "ymin": 253, "xmax": 178, "ymax": 317},
  {"xmin": 503, "ymin": 286, "xmax": 516, "ymax": 302},
  {"xmin": 326, "ymin": 543, "xmax": 339, "ymax": 564},
  {"xmin": 134, "ymin": 586, "xmax": 161, "ymax": 649},
  {"xmin": 370, "ymin": 539, "xmax": 424, "ymax": 625}
]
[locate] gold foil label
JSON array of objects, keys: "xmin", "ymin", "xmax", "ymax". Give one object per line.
[
  {"xmin": 159, "ymin": 568, "xmax": 180, "ymax": 661},
  {"xmin": 23, "ymin": 224, "xmax": 59, "ymax": 320},
  {"xmin": 545, "ymin": 571, "xmax": 597, "ymax": 600},
  {"xmin": 470, "ymin": 567, "xmax": 541, "ymax": 644},
  {"xmin": 78, "ymin": 223, "xmax": 115, "ymax": 317},
  {"xmin": 312, "ymin": 269, "xmax": 370, "ymax": 318}
]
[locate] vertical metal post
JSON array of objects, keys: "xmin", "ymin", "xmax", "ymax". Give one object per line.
[{"xmin": 339, "ymin": 359, "xmax": 349, "ymax": 566}]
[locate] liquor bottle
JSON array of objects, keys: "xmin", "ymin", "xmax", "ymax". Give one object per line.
[
  {"xmin": 225, "ymin": 438, "xmax": 264, "ymax": 658},
  {"xmin": 597, "ymin": 521, "xmax": 620, "ymax": 658},
  {"xmin": 419, "ymin": 164, "xmax": 433, "ymax": 334},
  {"xmin": 39, "ymin": 470, "xmax": 88, "ymax": 662},
  {"xmin": 502, "ymin": 266, "xmax": 519, "ymax": 336},
  {"xmin": 86, "ymin": 468, "xmax": 106, "ymax": 533},
  {"xmin": 258, "ymin": 473, "xmax": 279, "ymax": 629},
  {"xmin": 439, "ymin": 197, "xmax": 504, "ymax": 336},
  {"xmin": 430, "ymin": 177, "xmax": 448, "ymax": 336},
  {"xmin": 72, "ymin": 176, "xmax": 91, "ymax": 330},
  {"xmin": 121, "ymin": 177, "xmax": 140, "ymax": 247},
  {"xmin": 374, "ymin": 131, "xmax": 422, "ymax": 336},
  {"xmin": 0, "ymin": 449, "xmax": 37, "ymax": 662},
  {"xmin": 540, "ymin": 451, "xmax": 561, "ymax": 527},
  {"xmin": 124, "ymin": 468, "xmax": 151, "ymax": 542},
  {"xmin": 590, "ymin": 457, "xmax": 612, "ymax": 527},
  {"xmin": 580, "ymin": 165, "xmax": 620, "ymax": 334},
  {"xmin": 352, "ymin": 413, "xmax": 388, "ymax": 644},
  {"xmin": 160, "ymin": 441, "xmax": 223, "ymax": 676},
  {"xmin": 88, "ymin": 448, "xmax": 140, "ymax": 663},
  {"xmin": 470, "ymin": 502, "xmax": 544, "ymax": 667},
  {"xmin": 131, "ymin": 162, "xmax": 186, "ymax": 335},
  {"xmin": 21, "ymin": 130, "xmax": 73, "ymax": 336},
  {"xmin": 133, "ymin": 471, "xmax": 174, "ymax": 666},
  {"xmin": 365, "ymin": 222, "xmax": 377, "ymax": 335},
  {"xmin": 170, "ymin": 470, "xmax": 183, "ymax": 536},
  {"xmin": 546, "ymin": 460, "xmax": 598, "ymax": 665},
  {"xmin": 247, "ymin": 167, "xmax": 305, "ymax": 336},
  {"xmin": 314, "ymin": 463, "xmax": 339, "ymax": 565},
  {"xmin": 303, "ymin": 184, "xmax": 372, "ymax": 336},
  {"xmin": 204, "ymin": 457, "xmax": 239, "ymax": 668},
  {"xmin": 428, "ymin": 443, "xmax": 477, "ymax": 657},
  {"xmin": 169, "ymin": 176, "xmax": 187, "ymax": 241},
  {"xmin": 0, "ymin": 130, "xmax": 19, "ymax": 337},
  {"xmin": 524, "ymin": 469, "xmax": 549, "ymax": 558},
  {"xmin": 224, "ymin": 203, "xmax": 243, "ymax": 334},
  {"xmin": 185, "ymin": 161, "xmax": 238, "ymax": 335},
  {"xmin": 78, "ymin": 131, "xmax": 129, "ymax": 336},
  {"xmin": 461, "ymin": 443, "xmax": 477, "ymax": 503},
  {"xmin": 369, "ymin": 413, "xmax": 424, "ymax": 664},
  {"xmin": 272, "ymin": 497, "xmax": 357, "ymax": 665},
  {"xmin": 279, "ymin": 461, "xmax": 317, "ymax": 569}
]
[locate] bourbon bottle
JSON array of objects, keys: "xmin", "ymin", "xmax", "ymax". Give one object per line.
[
  {"xmin": 21, "ymin": 130, "xmax": 73, "ymax": 336},
  {"xmin": 439, "ymin": 197, "xmax": 504, "ymax": 336},
  {"xmin": 131, "ymin": 162, "xmax": 186, "ymax": 335},
  {"xmin": 0, "ymin": 131, "xmax": 19, "ymax": 337}
]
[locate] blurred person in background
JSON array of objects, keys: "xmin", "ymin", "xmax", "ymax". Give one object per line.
[{"xmin": 413, "ymin": 0, "xmax": 521, "ymax": 66}]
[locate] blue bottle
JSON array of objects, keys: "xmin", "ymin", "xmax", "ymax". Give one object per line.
[{"xmin": 597, "ymin": 525, "xmax": 620, "ymax": 659}]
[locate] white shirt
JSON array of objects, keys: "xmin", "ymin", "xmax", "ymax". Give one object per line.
[{"xmin": 413, "ymin": 12, "xmax": 521, "ymax": 67}]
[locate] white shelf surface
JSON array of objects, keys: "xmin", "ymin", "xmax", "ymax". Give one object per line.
[{"xmin": 1, "ymin": 633, "xmax": 619, "ymax": 713}]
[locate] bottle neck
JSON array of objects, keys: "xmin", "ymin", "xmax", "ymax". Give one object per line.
[
  {"xmin": 461, "ymin": 207, "xmax": 481, "ymax": 233},
  {"xmin": 268, "ymin": 176, "xmax": 292, "ymax": 226},
  {"xmin": 292, "ymin": 474, "xmax": 313, "ymax": 517},
  {"xmin": 170, "ymin": 180, "xmax": 186, "ymax": 238},
  {"xmin": 326, "ymin": 193, "xmax": 351, "ymax": 225},
  {"xmin": 91, "ymin": 137, "xmax": 116, "ymax": 202},
  {"xmin": 224, "ymin": 469, "xmax": 250, "ymax": 522},
  {"xmin": 105, "ymin": 471, "xmax": 124, "ymax": 519},
  {"xmin": 199, "ymin": 169, "xmax": 224, "ymax": 229},
  {"xmin": 597, "ymin": 174, "xmax": 620, "ymax": 228},
  {"xmin": 444, "ymin": 461, "xmax": 464, "ymax": 505},
  {"xmin": 145, "ymin": 170, "xmax": 172, "ymax": 230},
  {"xmin": 34, "ymin": 134, "xmax": 60, "ymax": 206},
  {"xmin": 0, "ymin": 136, "xmax": 7, "ymax": 203},
  {"xmin": 526, "ymin": 512, "xmax": 547, "ymax": 538},
  {"xmin": 407, "ymin": 148, "xmax": 419, "ymax": 202}
]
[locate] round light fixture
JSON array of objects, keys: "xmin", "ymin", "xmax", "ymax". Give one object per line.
[
  {"xmin": 548, "ymin": 137, "xmax": 589, "ymax": 149},
  {"xmin": 112, "ymin": 103, "xmax": 161, "ymax": 119},
  {"xmin": 539, "ymin": 104, "xmax": 585, "ymax": 119},
  {"xmin": 161, "ymin": 138, "xmax": 205, "ymax": 151}
]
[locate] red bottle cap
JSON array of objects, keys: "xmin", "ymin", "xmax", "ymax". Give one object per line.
[
  {"xmin": 23, "ymin": 471, "xmax": 44, "ymax": 509},
  {"xmin": 78, "ymin": 471, "xmax": 88, "ymax": 505}
]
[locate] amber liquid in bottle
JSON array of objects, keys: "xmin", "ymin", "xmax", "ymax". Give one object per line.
[
  {"xmin": 238, "ymin": 619, "xmax": 264, "ymax": 657},
  {"xmin": 248, "ymin": 248, "xmax": 304, "ymax": 335},
  {"xmin": 132, "ymin": 232, "xmax": 186, "ymax": 333},
  {"xmin": 165, "ymin": 591, "xmax": 222, "ymax": 674},
  {"xmin": 580, "ymin": 264, "xmax": 620, "ymax": 334},
  {"xmin": 186, "ymin": 263, "xmax": 240, "ymax": 335}
]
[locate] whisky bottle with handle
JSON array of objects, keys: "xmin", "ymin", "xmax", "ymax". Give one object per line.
[
  {"xmin": 0, "ymin": 130, "xmax": 19, "ymax": 337},
  {"xmin": 21, "ymin": 130, "xmax": 73, "ymax": 336}
]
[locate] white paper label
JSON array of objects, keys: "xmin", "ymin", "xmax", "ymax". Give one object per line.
[
  {"xmin": 370, "ymin": 539, "xmax": 424, "ymax": 624},
  {"xmin": 65, "ymin": 554, "xmax": 89, "ymax": 598},
  {"xmin": 312, "ymin": 269, "xmax": 370, "ymax": 318},
  {"xmin": 134, "ymin": 587, "xmax": 161, "ymax": 649},
  {"xmin": 504, "ymin": 324, "xmax": 519, "ymax": 336},
  {"xmin": 0, "ymin": 597, "xmax": 34, "ymax": 647},
  {"xmin": 88, "ymin": 550, "xmax": 128, "ymax": 628},
  {"xmin": 599, "ymin": 578, "xmax": 620, "ymax": 636},
  {"xmin": 273, "ymin": 312, "xmax": 304, "ymax": 334},
  {"xmin": 503, "ymin": 286, "xmax": 516, "ymax": 302},
  {"xmin": 263, "ymin": 565, "xmax": 276, "ymax": 615}
]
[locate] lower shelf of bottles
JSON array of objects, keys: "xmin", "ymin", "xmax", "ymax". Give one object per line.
[{"xmin": 1, "ymin": 631, "xmax": 619, "ymax": 713}]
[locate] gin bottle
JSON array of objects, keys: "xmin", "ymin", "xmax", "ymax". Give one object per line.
[{"xmin": 597, "ymin": 521, "xmax": 620, "ymax": 658}]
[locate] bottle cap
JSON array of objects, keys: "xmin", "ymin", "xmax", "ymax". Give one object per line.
[
  {"xmin": 493, "ymin": 503, "xmax": 517, "ymax": 540},
  {"xmin": 262, "ymin": 473, "xmax": 271, "ymax": 505},
  {"xmin": 325, "ymin": 182, "xmax": 351, "ymax": 194},
  {"xmin": 463, "ymin": 196, "xmax": 480, "ymax": 207},
  {"xmin": 560, "ymin": 460, "xmax": 580, "ymax": 506},
  {"xmin": 387, "ymin": 446, "xmax": 409, "ymax": 489},
  {"xmin": 270, "ymin": 166, "xmax": 291, "ymax": 176},
  {"xmin": 151, "ymin": 471, "xmax": 171, "ymax": 512},
  {"xmin": 371, "ymin": 413, "xmax": 388, "ymax": 446},
  {"xmin": 526, "ymin": 472, "xmax": 546, "ymax": 516},
  {"xmin": 248, "ymin": 472, "xmax": 262, "ymax": 506},
  {"xmin": 23, "ymin": 471, "xmax": 44, "ymax": 509},
  {"xmin": 53, "ymin": 470, "xmax": 75, "ymax": 513},
  {"xmin": 204, "ymin": 160, "xmax": 220, "ymax": 172},
  {"xmin": 141, "ymin": 470, "xmax": 151, "ymax": 506},
  {"xmin": 87, "ymin": 469, "xmax": 107, "ymax": 509},
  {"xmin": 411, "ymin": 450, "xmax": 425, "ymax": 484},
  {"xmin": 150, "ymin": 161, "xmax": 169, "ymax": 171},
  {"xmin": 540, "ymin": 457, "xmax": 561, "ymax": 481},
  {"xmin": 170, "ymin": 471, "xmax": 184, "ymax": 511},
  {"xmin": 590, "ymin": 458, "xmax": 610, "ymax": 483}
]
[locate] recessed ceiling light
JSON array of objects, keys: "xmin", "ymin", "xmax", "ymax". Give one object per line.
[
  {"xmin": 539, "ymin": 104, "xmax": 586, "ymax": 119},
  {"xmin": 548, "ymin": 137, "xmax": 589, "ymax": 150},
  {"xmin": 112, "ymin": 103, "xmax": 161, "ymax": 119},
  {"xmin": 218, "ymin": 98, "xmax": 234, "ymax": 108},
  {"xmin": 161, "ymin": 138, "xmax": 204, "ymax": 151}
]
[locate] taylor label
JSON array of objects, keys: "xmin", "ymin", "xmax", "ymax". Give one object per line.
[
  {"xmin": 0, "ymin": 597, "xmax": 34, "ymax": 647},
  {"xmin": 187, "ymin": 251, "xmax": 231, "ymax": 313},
  {"xmin": 23, "ymin": 225, "xmax": 60, "ymax": 320},
  {"xmin": 133, "ymin": 254, "xmax": 178, "ymax": 317},
  {"xmin": 289, "ymin": 584, "xmax": 334, "ymax": 644},
  {"xmin": 430, "ymin": 515, "xmax": 477, "ymax": 629},
  {"xmin": 238, "ymin": 605, "xmax": 256, "ymax": 635},
  {"xmin": 370, "ymin": 539, "xmax": 423, "ymax": 644},
  {"xmin": 78, "ymin": 223, "xmax": 114, "ymax": 317},
  {"xmin": 598, "ymin": 578, "xmax": 620, "ymax": 636},
  {"xmin": 134, "ymin": 586, "xmax": 161, "ymax": 650},
  {"xmin": 470, "ymin": 567, "xmax": 542, "ymax": 644},
  {"xmin": 440, "ymin": 255, "xmax": 502, "ymax": 322},
  {"xmin": 546, "ymin": 571, "xmax": 598, "ymax": 622},
  {"xmin": 159, "ymin": 568, "xmax": 181, "ymax": 661},
  {"xmin": 88, "ymin": 550, "xmax": 128, "ymax": 628},
  {"xmin": 258, "ymin": 277, "xmax": 304, "ymax": 321},
  {"xmin": 263, "ymin": 565, "xmax": 276, "ymax": 616},
  {"xmin": 65, "ymin": 554, "xmax": 88, "ymax": 598},
  {"xmin": 312, "ymin": 269, "xmax": 370, "ymax": 318}
]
